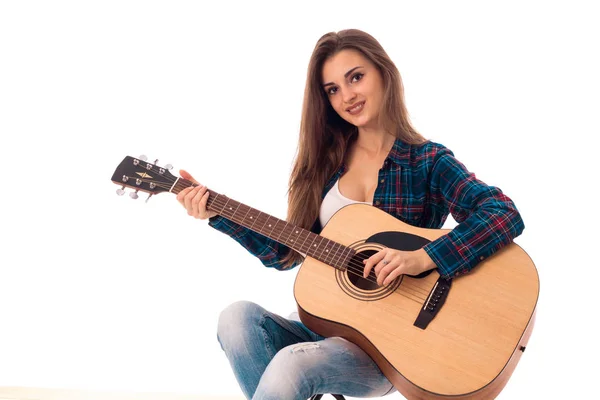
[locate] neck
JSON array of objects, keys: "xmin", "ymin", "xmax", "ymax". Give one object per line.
[{"xmin": 356, "ymin": 128, "xmax": 396, "ymax": 156}]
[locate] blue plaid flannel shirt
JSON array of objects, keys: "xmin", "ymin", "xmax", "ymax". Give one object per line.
[{"xmin": 208, "ymin": 139, "xmax": 524, "ymax": 278}]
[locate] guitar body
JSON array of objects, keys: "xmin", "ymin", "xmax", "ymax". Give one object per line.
[{"xmin": 294, "ymin": 204, "xmax": 538, "ymax": 400}]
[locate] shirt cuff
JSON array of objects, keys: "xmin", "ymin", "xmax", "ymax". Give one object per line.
[{"xmin": 423, "ymin": 235, "xmax": 472, "ymax": 279}]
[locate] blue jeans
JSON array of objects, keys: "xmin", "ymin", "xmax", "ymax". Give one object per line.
[{"xmin": 217, "ymin": 301, "xmax": 395, "ymax": 400}]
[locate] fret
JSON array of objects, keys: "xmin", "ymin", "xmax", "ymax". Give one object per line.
[
  {"xmin": 336, "ymin": 242, "xmax": 354, "ymax": 270},
  {"xmin": 206, "ymin": 190, "xmax": 218, "ymax": 210},
  {"xmin": 331, "ymin": 243, "xmax": 345, "ymax": 267},
  {"xmin": 249, "ymin": 210, "xmax": 262, "ymax": 230},
  {"xmin": 231, "ymin": 201, "xmax": 242, "ymax": 222},
  {"xmin": 313, "ymin": 236, "xmax": 326, "ymax": 260},
  {"xmin": 322, "ymin": 238, "xmax": 335, "ymax": 266},
  {"xmin": 214, "ymin": 194, "xmax": 227, "ymax": 214},
  {"xmin": 220, "ymin": 197, "xmax": 241, "ymax": 219},
  {"xmin": 279, "ymin": 223, "xmax": 291, "ymax": 244},
  {"xmin": 306, "ymin": 234, "xmax": 319, "ymax": 257},
  {"xmin": 281, "ymin": 222, "xmax": 292, "ymax": 243},
  {"xmin": 298, "ymin": 228, "xmax": 313, "ymax": 254},
  {"xmin": 287, "ymin": 226, "xmax": 302, "ymax": 247},
  {"xmin": 329, "ymin": 241, "xmax": 342, "ymax": 267},
  {"xmin": 272, "ymin": 220, "xmax": 282, "ymax": 242},
  {"xmin": 226, "ymin": 200, "xmax": 241, "ymax": 223},
  {"xmin": 285, "ymin": 223, "xmax": 299, "ymax": 246},
  {"xmin": 240, "ymin": 204, "xmax": 252, "ymax": 226},
  {"xmin": 260, "ymin": 215, "xmax": 273, "ymax": 238},
  {"xmin": 325, "ymin": 240, "xmax": 338, "ymax": 267},
  {"xmin": 277, "ymin": 221, "xmax": 290, "ymax": 243}
]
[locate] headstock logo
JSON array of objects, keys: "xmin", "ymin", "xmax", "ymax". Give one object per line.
[{"xmin": 136, "ymin": 172, "xmax": 153, "ymax": 179}]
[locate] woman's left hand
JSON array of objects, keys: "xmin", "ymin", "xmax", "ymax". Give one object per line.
[{"xmin": 363, "ymin": 248, "xmax": 437, "ymax": 286}]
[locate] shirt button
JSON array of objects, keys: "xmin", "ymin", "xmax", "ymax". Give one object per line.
[
  {"xmin": 380, "ymin": 179, "xmax": 385, "ymax": 183},
  {"xmin": 480, "ymin": 256, "xmax": 485, "ymax": 261},
  {"xmin": 375, "ymin": 201, "xmax": 381, "ymax": 205}
]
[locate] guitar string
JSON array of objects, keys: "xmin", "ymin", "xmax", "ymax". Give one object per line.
[
  {"xmin": 121, "ymin": 171, "xmax": 428, "ymax": 300},
  {"xmin": 392, "ymin": 289, "xmax": 424, "ymax": 303},
  {"xmin": 399, "ymin": 282, "xmax": 430, "ymax": 297},
  {"xmin": 122, "ymin": 177, "xmax": 429, "ymax": 301}
]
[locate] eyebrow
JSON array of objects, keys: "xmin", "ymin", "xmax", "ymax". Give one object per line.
[{"xmin": 322, "ymin": 66, "xmax": 363, "ymax": 87}]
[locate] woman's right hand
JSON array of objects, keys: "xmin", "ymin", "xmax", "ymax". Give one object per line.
[{"xmin": 176, "ymin": 169, "xmax": 218, "ymax": 220}]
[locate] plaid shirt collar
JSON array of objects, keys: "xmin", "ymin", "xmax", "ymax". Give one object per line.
[
  {"xmin": 341, "ymin": 138, "xmax": 413, "ymax": 171},
  {"xmin": 387, "ymin": 138, "xmax": 413, "ymax": 168}
]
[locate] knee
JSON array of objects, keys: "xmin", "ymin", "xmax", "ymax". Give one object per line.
[
  {"xmin": 217, "ymin": 301, "xmax": 264, "ymax": 349},
  {"xmin": 254, "ymin": 343, "xmax": 322, "ymax": 399}
]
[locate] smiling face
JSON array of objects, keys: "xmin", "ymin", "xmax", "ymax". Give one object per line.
[{"xmin": 321, "ymin": 49, "xmax": 385, "ymax": 131}]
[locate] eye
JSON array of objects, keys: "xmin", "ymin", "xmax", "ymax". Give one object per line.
[
  {"xmin": 326, "ymin": 86, "xmax": 338, "ymax": 95},
  {"xmin": 351, "ymin": 73, "xmax": 364, "ymax": 83}
]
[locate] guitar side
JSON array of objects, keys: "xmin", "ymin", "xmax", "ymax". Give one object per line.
[{"xmin": 294, "ymin": 204, "xmax": 539, "ymax": 399}]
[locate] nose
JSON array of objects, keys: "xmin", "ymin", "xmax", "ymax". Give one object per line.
[{"xmin": 342, "ymin": 87, "xmax": 357, "ymax": 104}]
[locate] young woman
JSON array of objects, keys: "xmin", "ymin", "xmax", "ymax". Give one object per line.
[{"xmin": 176, "ymin": 29, "xmax": 524, "ymax": 400}]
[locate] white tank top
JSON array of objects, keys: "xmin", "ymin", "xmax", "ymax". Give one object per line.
[{"xmin": 319, "ymin": 179, "xmax": 371, "ymax": 228}]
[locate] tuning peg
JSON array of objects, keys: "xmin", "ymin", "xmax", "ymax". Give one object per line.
[
  {"xmin": 153, "ymin": 159, "xmax": 159, "ymax": 165},
  {"xmin": 130, "ymin": 190, "xmax": 139, "ymax": 199},
  {"xmin": 145, "ymin": 193, "xmax": 153, "ymax": 203},
  {"xmin": 139, "ymin": 155, "xmax": 148, "ymax": 161},
  {"xmin": 165, "ymin": 164, "xmax": 173, "ymax": 170},
  {"xmin": 116, "ymin": 186, "xmax": 125, "ymax": 196}
]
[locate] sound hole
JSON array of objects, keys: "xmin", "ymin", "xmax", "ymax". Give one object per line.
[{"xmin": 347, "ymin": 249, "xmax": 380, "ymax": 291}]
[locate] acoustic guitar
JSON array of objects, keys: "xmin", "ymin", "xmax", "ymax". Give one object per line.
[{"xmin": 111, "ymin": 155, "xmax": 539, "ymax": 400}]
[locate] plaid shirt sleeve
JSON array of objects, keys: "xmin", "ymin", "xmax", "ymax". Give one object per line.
[
  {"xmin": 207, "ymin": 215, "xmax": 299, "ymax": 270},
  {"xmin": 422, "ymin": 147, "xmax": 525, "ymax": 278}
]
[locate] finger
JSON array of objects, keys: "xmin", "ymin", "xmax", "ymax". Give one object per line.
[
  {"xmin": 180, "ymin": 169, "xmax": 200, "ymax": 185},
  {"xmin": 377, "ymin": 263, "xmax": 398, "ymax": 286},
  {"xmin": 184, "ymin": 186, "xmax": 201, "ymax": 214},
  {"xmin": 191, "ymin": 186, "xmax": 207, "ymax": 218},
  {"xmin": 363, "ymin": 249, "xmax": 388, "ymax": 278},
  {"xmin": 374, "ymin": 256, "xmax": 394, "ymax": 275},
  {"xmin": 176, "ymin": 186, "xmax": 195, "ymax": 205},
  {"xmin": 199, "ymin": 189, "xmax": 211, "ymax": 218},
  {"xmin": 383, "ymin": 267, "xmax": 404, "ymax": 286},
  {"xmin": 363, "ymin": 250, "xmax": 385, "ymax": 278}
]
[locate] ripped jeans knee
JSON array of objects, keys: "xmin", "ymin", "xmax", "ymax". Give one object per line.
[
  {"xmin": 252, "ymin": 341, "xmax": 324, "ymax": 400},
  {"xmin": 252, "ymin": 337, "xmax": 394, "ymax": 400}
]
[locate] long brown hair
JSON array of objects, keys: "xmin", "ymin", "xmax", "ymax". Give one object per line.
[{"xmin": 281, "ymin": 29, "xmax": 427, "ymax": 269}]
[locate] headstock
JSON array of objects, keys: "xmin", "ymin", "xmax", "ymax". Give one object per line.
[{"xmin": 111, "ymin": 155, "xmax": 178, "ymax": 202}]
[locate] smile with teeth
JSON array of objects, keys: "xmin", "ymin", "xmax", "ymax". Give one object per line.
[{"xmin": 347, "ymin": 101, "xmax": 365, "ymax": 114}]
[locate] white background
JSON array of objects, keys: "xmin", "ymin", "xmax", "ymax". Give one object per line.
[{"xmin": 1, "ymin": 1, "xmax": 598, "ymax": 399}]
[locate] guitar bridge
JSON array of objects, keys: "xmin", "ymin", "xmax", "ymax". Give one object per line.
[{"xmin": 413, "ymin": 277, "xmax": 452, "ymax": 330}]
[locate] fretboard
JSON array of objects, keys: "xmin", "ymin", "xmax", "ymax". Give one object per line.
[{"xmin": 171, "ymin": 179, "xmax": 354, "ymax": 270}]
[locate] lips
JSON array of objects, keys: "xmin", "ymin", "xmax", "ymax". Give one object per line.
[{"xmin": 346, "ymin": 101, "xmax": 365, "ymax": 115}]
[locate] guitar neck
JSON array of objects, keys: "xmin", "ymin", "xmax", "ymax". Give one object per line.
[{"xmin": 171, "ymin": 179, "xmax": 353, "ymax": 270}]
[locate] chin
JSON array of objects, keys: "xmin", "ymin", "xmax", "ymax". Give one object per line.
[{"xmin": 351, "ymin": 117, "xmax": 372, "ymax": 128}]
